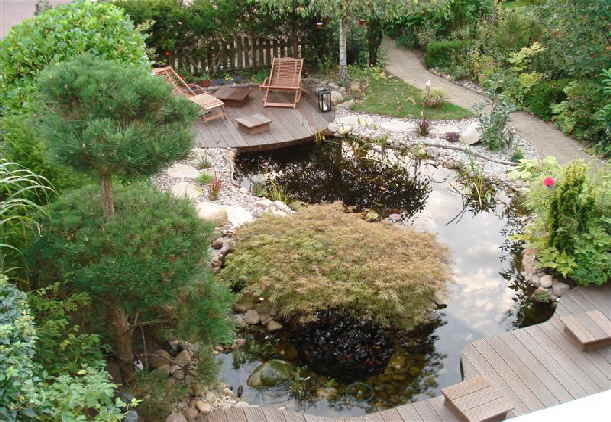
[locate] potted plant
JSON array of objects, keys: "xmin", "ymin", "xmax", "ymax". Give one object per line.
[{"xmin": 198, "ymin": 73, "xmax": 211, "ymax": 88}]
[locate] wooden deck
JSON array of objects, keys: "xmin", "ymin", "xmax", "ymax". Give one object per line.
[
  {"xmin": 194, "ymin": 86, "xmax": 334, "ymax": 151},
  {"xmin": 201, "ymin": 285, "xmax": 611, "ymax": 422}
]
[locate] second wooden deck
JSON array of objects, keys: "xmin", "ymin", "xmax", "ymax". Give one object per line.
[
  {"xmin": 194, "ymin": 86, "xmax": 334, "ymax": 152},
  {"xmin": 201, "ymin": 286, "xmax": 611, "ymax": 422}
]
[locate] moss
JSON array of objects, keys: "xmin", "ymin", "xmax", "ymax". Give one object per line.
[{"xmin": 220, "ymin": 203, "xmax": 451, "ymax": 329}]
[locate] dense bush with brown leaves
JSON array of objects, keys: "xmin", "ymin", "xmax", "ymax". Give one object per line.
[{"xmin": 220, "ymin": 203, "xmax": 451, "ymax": 329}]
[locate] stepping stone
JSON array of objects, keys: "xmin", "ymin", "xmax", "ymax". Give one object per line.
[
  {"xmin": 442, "ymin": 376, "xmax": 513, "ymax": 422},
  {"xmin": 561, "ymin": 310, "xmax": 611, "ymax": 351}
]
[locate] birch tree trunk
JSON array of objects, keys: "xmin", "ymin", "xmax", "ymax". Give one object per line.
[{"xmin": 338, "ymin": 16, "xmax": 348, "ymax": 81}]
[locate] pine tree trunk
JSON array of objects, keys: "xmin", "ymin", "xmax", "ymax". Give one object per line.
[
  {"xmin": 101, "ymin": 175, "xmax": 114, "ymax": 219},
  {"xmin": 367, "ymin": 18, "xmax": 383, "ymax": 66},
  {"xmin": 338, "ymin": 16, "xmax": 348, "ymax": 81},
  {"xmin": 110, "ymin": 304, "xmax": 134, "ymax": 384}
]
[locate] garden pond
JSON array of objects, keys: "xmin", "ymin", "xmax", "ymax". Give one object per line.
[{"xmin": 216, "ymin": 141, "xmax": 554, "ymax": 417}]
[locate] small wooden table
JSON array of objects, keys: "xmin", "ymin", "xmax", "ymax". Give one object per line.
[
  {"xmin": 561, "ymin": 310, "xmax": 611, "ymax": 351},
  {"xmin": 215, "ymin": 86, "xmax": 253, "ymax": 107},
  {"xmin": 235, "ymin": 113, "xmax": 272, "ymax": 135},
  {"xmin": 189, "ymin": 93, "xmax": 226, "ymax": 122},
  {"xmin": 442, "ymin": 376, "xmax": 513, "ymax": 422}
]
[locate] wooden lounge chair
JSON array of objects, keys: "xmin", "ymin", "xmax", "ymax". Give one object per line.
[
  {"xmin": 260, "ymin": 57, "xmax": 304, "ymax": 108},
  {"xmin": 152, "ymin": 66, "xmax": 226, "ymax": 122}
]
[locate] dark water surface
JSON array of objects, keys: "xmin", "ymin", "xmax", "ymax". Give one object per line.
[{"xmin": 217, "ymin": 142, "xmax": 552, "ymax": 417}]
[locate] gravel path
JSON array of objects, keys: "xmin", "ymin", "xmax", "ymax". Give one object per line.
[{"xmin": 382, "ymin": 38, "xmax": 599, "ymax": 166}]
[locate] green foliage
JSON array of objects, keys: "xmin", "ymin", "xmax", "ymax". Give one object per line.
[
  {"xmin": 31, "ymin": 183, "xmax": 212, "ymax": 314},
  {"xmin": 220, "ymin": 203, "xmax": 450, "ymax": 329},
  {"xmin": 513, "ymin": 159, "xmax": 610, "ymax": 286},
  {"xmin": 424, "ymin": 40, "xmax": 470, "ymax": 69},
  {"xmin": 37, "ymin": 55, "xmax": 199, "ymax": 181},
  {"xmin": 0, "ymin": 275, "xmax": 39, "ymax": 420},
  {"xmin": 197, "ymin": 173, "xmax": 214, "ymax": 185},
  {"xmin": 0, "ymin": 0, "xmax": 147, "ymax": 94},
  {"xmin": 523, "ymin": 79, "xmax": 570, "ymax": 120},
  {"xmin": 551, "ymin": 80, "xmax": 607, "ymax": 154},
  {"xmin": 474, "ymin": 86, "xmax": 516, "ymax": 151},
  {"xmin": 0, "ymin": 0, "xmax": 148, "ymax": 196},
  {"xmin": 28, "ymin": 284, "xmax": 103, "ymax": 377},
  {"xmin": 0, "ymin": 160, "xmax": 54, "ymax": 273}
]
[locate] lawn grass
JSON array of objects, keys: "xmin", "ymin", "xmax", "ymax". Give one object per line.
[{"xmin": 351, "ymin": 74, "xmax": 473, "ymax": 120}]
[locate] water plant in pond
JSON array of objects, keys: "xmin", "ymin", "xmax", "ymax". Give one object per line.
[
  {"xmin": 236, "ymin": 142, "xmax": 432, "ymax": 218},
  {"xmin": 220, "ymin": 202, "xmax": 451, "ymax": 330}
]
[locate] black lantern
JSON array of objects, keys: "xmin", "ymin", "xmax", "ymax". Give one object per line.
[{"xmin": 317, "ymin": 87, "xmax": 332, "ymax": 112}]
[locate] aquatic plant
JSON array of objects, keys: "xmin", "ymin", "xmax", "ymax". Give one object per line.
[{"xmin": 220, "ymin": 203, "xmax": 451, "ymax": 329}]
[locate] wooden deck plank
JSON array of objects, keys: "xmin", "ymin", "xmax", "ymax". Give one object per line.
[
  {"xmin": 242, "ymin": 407, "xmax": 269, "ymax": 422},
  {"xmin": 262, "ymin": 407, "xmax": 288, "ymax": 422},
  {"xmin": 377, "ymin": 408, "xmax": 404, "ymax": 422},
  {"xmin": 364, "ymin": 412, "xmax": 384, "ymax": 422},
  {"xmin": 462, "ymin": 345, "xmax": 529, "ymax": 415},
  {"xmin": 206, "ymin": 410, "xmax": 229, "ymax": 422},
  {"xmin": 496, "ymin": 332, "xmax": 573, "ymax": 403},
  {"xmin": 426, "ymin": 396, "xmax": 461, "ymax": 422},
  {"xmin": 221, "ymin": 408, "xmax": 248, "ymax": 422},
  {"xmin": 538, "ymin": 323, "xmax": 611, "ymax": 387},
  {"xmin": 411, "ymin": 399, "xmax": 442, "ymax": 421},
  {"xmin": 396, "ymin": 404, "xmax": 423, "ymax": 422},
  {"xmin": 472, "ymin": 338, "xmax": 545, "ymax": 412},
  {"xmin": 280, "ymin": 410, "xmax": 306, "ymax": 422},
  {"xmin": 512, "ymin": 327, "xmax": 589, "ymax": 399}
]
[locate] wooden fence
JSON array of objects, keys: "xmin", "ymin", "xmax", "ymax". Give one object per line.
[{"xmin": 169, "ymin": 36, "xmax": 304, "ymax": 77}]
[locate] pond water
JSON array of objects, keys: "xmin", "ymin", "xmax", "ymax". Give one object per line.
[{"xmin": 217, "ymin": 141, "xmax": 553, "ymax": 417}]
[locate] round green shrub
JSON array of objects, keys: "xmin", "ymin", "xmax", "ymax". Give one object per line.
[
  {"xmin": 0, "ymin": 0, "xmax": 148, "ymax": 94},
  {"xmin": 524, "ymin": 79, "xmax": 570, "ymax": 121},
  {"xmin": 220, "ymin": 203, "xmax": 451, "ymax": 329},
  {"xmin": 424, "ymin": 40, "xmax": 470, "ymax": 70}
]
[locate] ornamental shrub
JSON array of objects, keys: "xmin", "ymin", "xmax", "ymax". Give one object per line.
[
  {"xmin": 512, "ymin": 159, "xmax": 610, "ymax": 286},
  {"xmin": 220, "ymin": 203, "xmax": 450, "ymax": 329},
  {"xmin": 424, "ymin": 40, "xmax": 470, "ymax": 69},
  {"xmin": 524, "ymin": 79, "xmax": 570, "ymax": 121}
]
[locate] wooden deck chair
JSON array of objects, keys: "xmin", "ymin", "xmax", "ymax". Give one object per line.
[
  {"xmin": 260, "ymin": 58, "xmax": 304, "ymax": 108},
  {"xmin": 152, "ymin": 66, "xmax": 226, "ymax": 122}
]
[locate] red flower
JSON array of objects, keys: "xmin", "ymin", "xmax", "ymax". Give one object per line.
[{"xmin": 543, "ymin": 177, "xmax": 555, "ymax": 187}]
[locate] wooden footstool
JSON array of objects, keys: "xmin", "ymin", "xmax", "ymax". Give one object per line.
[
  {"xmin": 189, "ymin": 93, "xmax": 226, "ymax": 122},
  {"xmin": 214, "ymin": 86, "xmax": 253, "ymax": 107},
  {"xmin": 235, "ymin": 113, "xmax": 272, "ymax": 134},
  {"xmin": 561, "ymin": 310, "xmax": 611, "ymax": 351},
  {"xmin": 442, "ymin": 376, "xmax": 513, "ymax": 422}
]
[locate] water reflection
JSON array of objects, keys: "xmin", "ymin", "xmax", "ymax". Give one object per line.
[{"xmin": 223, "ymin": 141, "xmax": 554, "ymax": 417}]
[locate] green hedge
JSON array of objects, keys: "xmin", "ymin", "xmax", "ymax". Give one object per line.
[{"xmin": 424, "ymin": 40, "xmax": 470, "ymax": 69}]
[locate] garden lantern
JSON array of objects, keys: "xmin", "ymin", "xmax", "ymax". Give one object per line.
[
  {"xmin": 317, "ymin": 87, "xmax": 332, "ymax": 112},
  {"xmin": 315, "ymin": 21, "xmax": 324, "ymax": 29}
]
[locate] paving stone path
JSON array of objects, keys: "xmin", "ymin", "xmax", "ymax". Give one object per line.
[{"xmin": 382, "ymin": 38, "xmax": 599, "ymax": 166}]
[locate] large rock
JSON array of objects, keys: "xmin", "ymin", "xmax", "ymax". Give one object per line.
[
  {"xmin": 244, "ymin": 310, "xmax": 260, "ymax": 325},
  {"xmin": 266, "ymin": 320, "xmax": 283, "ymax": 332},
  {"xmin": 539, "ymin": 275, "xmax": 553, "ymax": 289},
  {"xmin": 330, "ymin": 90, "xmax": 344, "ymax": 105},
  {"xmin": 171, "ymin": 182, "xmax": 201, "ymax": 200},
  {"xmin": 194, "ymin": 400, "xmax": 212, "ymax": 413},
  {"xmin": 167, "ymin": 164, "xmax": 200, "ymax": 179},
  {"xmin": 552, "ymin": 280, "xmax": 570, "ymax": 297},
  {"xmin": 461, "ymin": 123, "xmax": 480, "ymax": 146},
  {"xmin": 226, "ymin": 206, "xmax": 255, "ymax": 227},
  {"xmin": 197, "ymin": 203, "xmax": 228, "ymax": 224},
  {"xmin": 150, "ymin": 349, "xmax": 172, "ymax": 369},
  {"xmin": 247, "ymin": 360, "xmax": 294, "ymax": 388}
]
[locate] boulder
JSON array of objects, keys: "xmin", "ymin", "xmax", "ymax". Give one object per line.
[
  {"xmin": 183, "ymin": 407, "xmax": 199, "ymax": 420},
  {"xmin": 153, "ymin": 364, "xmax": 171, "ymax": 377},
  {"xmin": 235, "ymin": 401, "xmax": 250, "ymax": 407},
  {"xmin": 171, "ymin": 182, "xmax": 201, "ymax": 200},
  {"xmin": 194, "ymin": 400, "xmax": 212, "ymax": 413},
  {"xmin": 167, "ymin": 164, "xmax": 200, "ymax": 179},
  {"xmin": 197, "ymin": 203, "xmax": 228, "ymax": 224},
  {"xmin": 226, "ymin": 206, "xmax": 255, "ymax": 227},
  {"xmin": 461, "ymin": 123, "xmax": 480, "ymax": 146},
  {"xmin": 552, "ymin": 280, "xmax": 570, "ymax": 297},
  {"xmin": 175, "ymin": 349, "xmax": 192, "ymax": 366},
  {"xmin": 244, "ymin": 310, "xmax": 260, "ymax": 325},
  {"xmin": 330, "ymin": 90, "xmax": 344, "ymax": 105},
  {"xmin": 266, "ymin": 320, "xmax": 283, "ymax": 332},
  {"xmin": 247, "ymin": 360, "xmax": 295, "ymax": 388},
  {"xmin": 165, "ymin": 412, "xmax": 187, "ymax": 422},
  {"xmin": 539, "ymin": 275, "xmax": 553, "ymax": 289}
]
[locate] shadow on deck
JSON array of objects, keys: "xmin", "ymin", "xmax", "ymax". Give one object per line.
[{"xmin": 194, "ymin": 86, "xmax": 334, "ymax": 152}]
